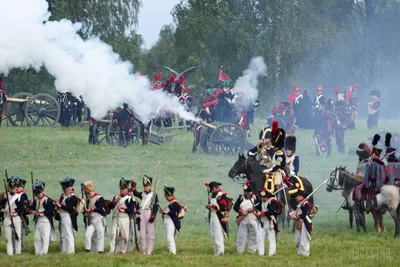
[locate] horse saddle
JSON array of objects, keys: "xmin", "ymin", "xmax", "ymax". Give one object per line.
[{"xmin": 287, "ymin": 175, "xmax": 305, "ymax": 195}]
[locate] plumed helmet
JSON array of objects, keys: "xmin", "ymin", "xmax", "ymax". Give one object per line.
[{"xmin": 356, "ymin": 143, "xmax": 372, "ymax": 159}]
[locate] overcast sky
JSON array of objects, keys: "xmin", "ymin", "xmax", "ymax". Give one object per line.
[{"xmin": 137, "ymin": 0, "xmax": 180, "ymax": 48}]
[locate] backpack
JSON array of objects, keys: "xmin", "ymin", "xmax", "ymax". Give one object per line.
[
  {"xmin": 225, "ymin": 197, "xmax": 234, "ymax": 212},
  {"xmin": 275, "ymin": 199, "xmax": 283, "ymax": 216},
  {"xmin": 103, "ymin": 199, "xmax": 112, "ymax": 215},
  {"xmin": 177, "ymin": 202, "xmax": 187, "ymax": 220},
  {"xmin": 308, "ymin": 203, "xmax": 318, "ymax": 218}
]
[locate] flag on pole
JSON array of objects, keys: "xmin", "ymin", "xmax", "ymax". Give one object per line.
[{"xmin": 218, "ymin": 66, "xmax": 230, "ymax": 81}]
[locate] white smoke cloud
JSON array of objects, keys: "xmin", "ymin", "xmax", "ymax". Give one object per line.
[
  {"xmin": 0, "ymin": 0, "xmax": 196, "ymax": 121},
  {"xmin": 233, "ymin": 56, "xmax": 267, "ymax": 109}
]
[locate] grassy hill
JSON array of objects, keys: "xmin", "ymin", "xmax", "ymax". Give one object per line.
[{"xmin": 0, "ymin": 118, "xmax": 399, "ymax": 266}]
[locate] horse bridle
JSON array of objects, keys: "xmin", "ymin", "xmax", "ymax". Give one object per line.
[
  {"xmin": 230, "ymin": 157, "xmax": 252, "ymax": 184},
  {"xmin": 327, "ymin": 168, "xmax": 343, "ymax": 191}
]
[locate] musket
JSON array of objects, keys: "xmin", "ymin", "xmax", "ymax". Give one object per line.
[
  {"xmin": 250, "ymin": 197, "xmax": 263, "ymax": 228},
  {"xmin": 131, "ymin": 201, "xmax": 139, "ymax": 251},
  {"xmin": 207, "ymin": 188, "xmax": 211, "ymax": 224},
  {"xmin": 296, "ymin": 179, "xmax": 329, "ymax": 209},
  {"xmin": 81, "ymin": 184, "xmax": 89, "ymax": 229},
  {"xmin": 4, "ymin": 168, "xmax": 19, "ymax": 241},
  {"xmin": 31, "ymin": 172, "xmax": 38, "ymax": 224},
  {"xmin": 381, "ymin": 150, "xmax": 397, "ymax": 161},
  {"xmin": 149, "ymin": 162, "xmax": 161, "ymax": 215}
]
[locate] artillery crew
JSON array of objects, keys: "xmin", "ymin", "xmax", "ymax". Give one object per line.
[
  {"xmin": 56, "ymin": 176, "xmax": 79, "ymax": 254},
  {"xmin": 233, "ymin": 181, "xmax": 261, "ymax": 255},
  {"xmin": 31, "ymin": 179, "xmax": 55, "ymax": 255},
  {"xmin": 133, "ymin": 175, "xmax": 159, "ymax": 255},
  {"xmin": 82, "ymin": 181, "xmax": 106, "ymax": 253}
]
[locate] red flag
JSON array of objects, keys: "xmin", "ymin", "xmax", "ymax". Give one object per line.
[{"xmin": 218, "ymin": 70, "xmax": 230, "ymax": 81}]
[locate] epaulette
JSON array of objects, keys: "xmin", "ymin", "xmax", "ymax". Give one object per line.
[{"xmin": 276, "ymin": 150, "xmax": 284, "ymax": 156}]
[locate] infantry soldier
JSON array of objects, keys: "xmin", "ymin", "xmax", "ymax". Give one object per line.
[
  {"xmin": 0, "ymin": 176, "xmax": 27, "ymax": 255},
  {"xmin": 313, "ymin": 84, "xmax": 326, "ymax": 134},
  {"xmin": 367, "ymin": 90, "xmax": 381, "ymax": 129},
  {"xmin": 82, "ymin": 181, "xmax": 106, "ymax": 253},
  {"xmin": 233, "ymin": 181, "xmax": 261, "ymax": 255},
  {"xmin": 109, "ymin": 178, "xmax": 134, "ymax": 254},
  {"xmin": 204, "ymin": 181, "xmax": 229, "ymax": 256},
  {"xmin": 16, "ymin": 179, "xmax": 30, "ymax": 250},
  {"xmin": 256, "ymin": 187, "xmax": 281, "ymax": 256},
  {"xmin": 56, "ymin": 176, "xmax": 79, "ymax": 254},
  {"xmin": 285, "ymin": 135, "xmax": 299, "ymax": 175},
  {"xmin": 160, "ymin": 185, "xmax": 182, "ymax": 255},
  {"xmin": 289, "ymin": 190, "xmax": 312, "ymax": 257},
  {"xmin": 385, "ymin": 133, "xmax": 400, "ymax": 186},
  {"xmin": 30, "ymin": 179, "xmax": 55, "ymax": 255},
  {"xmin": 132, "ymin": 175, "xmax": 159, "ymax": 255}
]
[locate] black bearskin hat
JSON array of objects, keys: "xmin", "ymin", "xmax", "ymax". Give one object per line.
[
  {"xmin": 385, "ymin": 132, "xmax": 398, "ymax": 162},
  {"xmin": 271, "ymin": 120, "xmax": 285, "ymax": 148},
  {"xmin": 285, "ymin": 135, "xmax": 296, "ymax": 153},
  {"xmin": 259, "ymin": 127, "xmax": 271, "ymax": 141},
  {"xmin": 372, "ymin": 134, "xmax": 382, "ymax": 156}
]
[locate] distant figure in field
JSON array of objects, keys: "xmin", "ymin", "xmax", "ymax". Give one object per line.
[{"xmin": 0, "ymin": 76, "xmax": 7, "ymax": 127}]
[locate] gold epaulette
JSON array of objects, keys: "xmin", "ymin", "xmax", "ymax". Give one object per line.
[{"xmin": 276, "ymin": 150, "xmax": 283, "ymax": 156}]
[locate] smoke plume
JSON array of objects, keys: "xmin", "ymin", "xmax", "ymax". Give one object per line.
[
  {"xmin": 233, "ymin": 57, "xmax": 267, "ymax": 109},
  {"xmin": 0, "ymin": 0, "xmax": 195, "ymax": 121}
]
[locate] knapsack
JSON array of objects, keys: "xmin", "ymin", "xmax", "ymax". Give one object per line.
[
  {"xmin": 177, "ymin": 202, "xmax": 187, "ymax": 220},
  {"xmin": 308, "ymin": 203, "xmax": 318, "ymax": 218},
  {"xmin": 225, "ymin": 197, "xmax": 234, "ymax": 212},
  {"xmin": 275, "ymin": 199, "xmax": 283, "ymax": 216}
]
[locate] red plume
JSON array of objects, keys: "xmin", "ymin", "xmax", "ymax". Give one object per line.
[
  {"xmin": 334, "ymin": 87, "xmax": 339, "ymax": 95},
  {"xmin": 204, "ymin": 183, "xmax": 209, "ymax": 187},
  {"xmin": 245, "ymin": 180, "xmax": 251, "ymax": 186},
  {"xmin": 272, "ymin": 120, "xmax": 278, "ymax": 134},
  {"xmin": 178, "ymin": 75, "xmax": 185, "ymax": 85},
  {"xmin": 169, "ymin": 75, "xmax": 176, "ymax": 84},
  {"xmin": 154, "ymin": 72, "xmax": 163, "ymax": 82},
  {"xmin": 352, "ymin": 84, "xmax": 360, "ymax": 89}
]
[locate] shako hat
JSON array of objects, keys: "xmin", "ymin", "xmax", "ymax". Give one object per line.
[
  {"xmin": 164, "ymin": 185, "xmax": 175, "ymax": 196},
  {"xmin": 59, "ymin": 176, "xmax": 75, "ymax": 189},
  {"xmin": 32, "ymin": 179, "xmax": 45, "ymax": 194}
]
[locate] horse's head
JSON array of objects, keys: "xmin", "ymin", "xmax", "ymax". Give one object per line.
[
  {"xmin": 326, "ymin": 166, "xmax": 347, "ymax": 192},
  {"xmin": 228, "ymin": 154, "xmax": 248, "ymax": 178}
]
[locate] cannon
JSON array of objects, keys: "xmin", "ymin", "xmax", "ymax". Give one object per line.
[
  {"xmin": 192, "ymin": 121, "xmax": 253, "ymax": 155},
  {"xmin": 2, "ymin": 92, "xmax": 60, "ymax": 127}
]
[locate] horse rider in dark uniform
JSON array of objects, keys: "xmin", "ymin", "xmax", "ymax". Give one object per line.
[{"xmin": 385, "ymin": 132, "xmax": 400, "ymax": 186}]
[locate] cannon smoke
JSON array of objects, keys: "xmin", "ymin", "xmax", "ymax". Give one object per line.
[{"xmin": 0, "ymin": 0, "xmax": 196, "ymax": 122}]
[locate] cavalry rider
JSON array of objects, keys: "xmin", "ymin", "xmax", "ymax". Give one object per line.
[
  {"xmin": 204, "ymin": 181, "xmax": 229, "ymax": 256},
  {"xmin": 367, "ymin": 89, "xmax": 381, "ymax": 129},
  {"xmin": 285, "ymin": 135, "xmax": 300, "ymax": 175},
  {"xmin": 256, "ymin": 187, "xmax": 280, "ymax": 257},
  {"xmin": 233, "ymin": 181, "xmax": 261, "ymax": 255},
  {"xmin": 313, "ymin": 84, "xmax": 326, "ymax": 135},
  {"xmin": 333, "ymin": 88, "xmax": 348, "ymax": 153},
  {"xmin": 385, "ymin": 133, "xmax": 400, "ymax": 186},
  {"xmin": 289, "ymin": 190, "xmax": 313, "ymax": 257},
  {"xmin": 0, "ymin": 76, "xmax": 7, "ymax": 127},
  {"xmin": 248, "ymin": 127, "xmax": 274, "ymax": 163}
]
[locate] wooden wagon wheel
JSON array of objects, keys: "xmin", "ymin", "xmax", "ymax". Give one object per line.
[
  {"xmin": 6, "ymin": 92, "xmax": 33, "ymax": 126},
  {"xmin": 25, "ymin": 93, "xmax": 61, "ymax": 127},
  {"xmin": 210, "ymin": 123, "xmax": 246, "ymax": 155},
  {"xmin": 93, "ymin": 121, "xmax": 109, "ymax": 145},
  {"xmin": 199, "ymin": 127, "xmax": 212, "ymax": 153},
  {"xmin": 107, "ymin": 122, "xmax": 124, "ymax": 147},
  {"xmin": 130, "ymin": 118, "xmax": 142, "ymax": 145}
]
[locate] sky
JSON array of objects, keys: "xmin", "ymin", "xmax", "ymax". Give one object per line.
[{"xmin": 137, "ymin": 0, "xmax": 180, "ymax": 49}]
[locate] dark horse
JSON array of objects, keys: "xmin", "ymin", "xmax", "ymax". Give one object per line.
[{"xmin": 228, "ymin": 154, "xmax": 314, "ymax": 229}]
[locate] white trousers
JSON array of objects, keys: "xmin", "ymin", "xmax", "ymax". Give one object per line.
[
  {"xmin": 258, "ymin": 218, "xmax": 276, "ymax": 256},
  {"xmin": 59, "ymin": 213, "xmax": 75, "ymax": 254},
  {"xmin": 237, "ymin": 216, "xmax": 259, "ymax": 254},
  {"xmin": 4, "ymin": 216, "xmax": 22, "ymax": 256},
  {"xmin": 109, "ymin": 216, "xmax": 130, "ymax": 254},
  {"xmin": 85, "ymin": 213, "xmax": 105, "ymax": 252},
  {"xmin": 126, "ymin": 217, "xmax": 137, "ymax": 252},
  {"xmin": 295, "ymin": 222, "xmax": 310, "ymax": 256},
  {"xmin": 34, "ymin": 216, "xmax": 52, "ymax": 255},
  {"xmin": 164, "ymin": 216, "xmax": 176, "ymax": 255},
  {"xmin": 209, "ymin": 213, "xmax": 224, "ymax": 256}
]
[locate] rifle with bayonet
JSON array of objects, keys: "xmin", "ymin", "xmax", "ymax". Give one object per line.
[
  {"xmin": 149, "ymin": 162, "xmax": 161, "ymax": 217},
  {"xmin": 31, "ymin": 172, "xmax": 38, "ymax": 224},
  {"xmin": 81, "ymin": 184, "xmax": 89, "ymax": 229},
  {"xmin": 4, "ymin": 167, "xmax": 19, "ymax": 241}
]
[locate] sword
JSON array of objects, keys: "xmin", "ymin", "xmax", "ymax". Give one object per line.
[
  {"xmin": 336, "ymin": 199, "xmax": 346, "ymax": 213},
  {"xmin": 297, "ymin": 179, "xmax": 329, "ymax": 208},
  {"xmin": 272, "ymin": 184, "xmax": 288, "ymax": 196}
]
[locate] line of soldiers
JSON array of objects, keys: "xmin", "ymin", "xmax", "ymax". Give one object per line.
[
  {"xmin": 204, "ymin": 180, "xmax": 313, "ymax": 257},
  {"xmin": 0, "ymin": 175, "xmax": 186, "ymax": 256}
]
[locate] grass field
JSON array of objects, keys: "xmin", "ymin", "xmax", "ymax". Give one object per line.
[{"xmin": 1, "ymin": 118, "xmax": 400, "ymax": 266}]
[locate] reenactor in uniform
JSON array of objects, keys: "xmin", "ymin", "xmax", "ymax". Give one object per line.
[
  {"xmin": 289, "ymin": 190, "xmax": 312, "ymax": 257},
  {"xmin": 152, "ymin": 72, "xmax": 163, "ymax": 90},
  {"xmin": 16, "ymin": 179, "xmax": 30, "ymax": 250},
  {"xmin": 233, "ymin": 181, "xmax": 261, "ymax": 255},
  {"xmin": 82, "ymin": 181, "xmax": 106, "ymax": 253},
  {"xmin": 113, "ymin": 103, "xmax": 134, "ymax": 146},
  {"xmin": 160, "ymin": 185, "xmax": 182, "ymax": 255},
  {"xmin": 256, "ymin": 187, "xmax": 280, "ymax": 256},
  {"xmin": 313, "ymin": 84, "xmax": 326, "ymax": 134},
  {"xmin": 71, "ymin": 95, "xmax": 84, "ymax": 123},
  {"xmin": 30, "ymin": 179, "xmax": 55, "ymax": 255},
  {"xmin": 248, "ymin": 127, "xmax": 273, "ymax": 160},
  {"xmin": 0, "ymin": 176, "xmax": 27, "ymax": 255},
  {"xmin": 56, "ymin": 91, "xmax": 72, "ymax": 127},
  {"xmin": 0, "ymin": 76, "xmax": 6, "ymax": 127},
  {"xmin": 385, "ymin": 133, "xmax": 400, "ymax": 186},
  {"xmin": 285, "ymin": 135, "xmax": 300, "ymax": 175},
  {"xmin": 367, "ymin": 90, "xmax": 381, "ymax": 129},
  {"xmin": 333, "ymin": 88, "xmax": 348, "ymax": 153},
  {"xmin": 88, "ymin": 118, "xmax": 96, "ymax": 145},
  {"xmin": 204, "ymin": 181, "xmax": 229, "ymax": 256},
  {"xmin": 315, "ymin": 99, "xmax": 334, "ymax": 156},
  {"xmin": 109, "ymin": 178, "xmax": 134, "ymax": 254},
  {"xmin": 132, "ymin": 175, "xmax": 159, "ymax": 255},
  {"xmin": 56, "ymin": 176, "xmax": 79, "ymax": 254}
]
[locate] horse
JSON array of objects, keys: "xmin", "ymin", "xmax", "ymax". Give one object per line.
[
  {"xmin": 228, "ymin": 154, "xmax": 314, "ymax": 229},
  {"xmin": 328, "ymin": 166, "xmax": 400, "ymax": 237},
  {"xmin": 326, "ymin": 166, "xmax": 367, "ymax": 232}
]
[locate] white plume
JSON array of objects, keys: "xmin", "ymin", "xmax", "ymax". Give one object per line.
[
  {"xmin": 0, "ymin": 0, "xmax": 196, "ymax": 121},
  {"xmin": 233, "ymin": 57, "xmax": 267, "ymax": 109}
]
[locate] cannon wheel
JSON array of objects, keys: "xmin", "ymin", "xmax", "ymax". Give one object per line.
[
  {"xmin": 25, "ymin": 93, "xmax": 61, "ymax": 127},
  {"xmin": 210, "ymin": 123, "xmax": 246, "ymax": 155},
  {"xmin": 93, "ymin": 121, "xmax": 109, "ymax": 145},
  {"xmin": 107, "ymin": 119, "xmax": 141, "ymax": 147},
  {"xmin": 6, "ymin": 92, "xmax": 33, "ymax": 126}
]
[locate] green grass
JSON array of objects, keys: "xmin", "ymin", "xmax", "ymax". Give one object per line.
[{"xmin": 0, "ymin": 118, "xmax": 400, "ymax": 266}]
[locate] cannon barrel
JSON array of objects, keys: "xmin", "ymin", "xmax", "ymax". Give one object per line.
[{"xmin": 199, "ymin": 120, "xmax": 217, "ymax": 130}]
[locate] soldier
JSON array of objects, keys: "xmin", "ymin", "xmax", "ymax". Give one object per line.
[
  {"xmin": 56, "ymin": 91, "xmax": 72, "ymax": 127},
  {"xmin": 0, "ymin": 76, "xmax": 6, "ymax": 127},
  {"xmin": 289, "ymin": 191, "xmax": 312, "ymax": 257},
  {"xmin": 248, "ymin": 127, "xmax": 272, "ymax": 159},
  {"xmin": 56, "ymin": 176, "xmax": 79, "ymax": 254},
  {"xmin": 285, "ymin": 135, "xmax": 299, "ymax": 175},
  {"xmin": 16, "ymin": 179, "xmax": 30, "ymax": 250},
  {"xmin": 152, "ymin": 72, "xmax": 163, "ymax": 90},
  {"xmin": 109, "ymin": 178, "xmax": 134, "ymax": 254},
  {"xmin": 113, "ymin": 103, "xmax": 134, "ymax": 146},
  {"xmin": 31, "ymin": 179, "xmax": 55, "ymax": 255},
  {"xmin": 82, "ymin": 181, "xmax": 106, "ymax": 253},
  {"xmin": 333, "ymin": 90, "xmax": 347, "ymax": 153},
  {"xmin": 0, "ymin": 176, "xmax": 27, "ymax": 255},
  {"xmin": 289, "ymin": 84, "xmax": 302, "ymax": 104},
  {"xmin": 132, "ymin": 175, "xmax": 159, "ymax": 255},
  {"xmin": 88, "ymin": 117, "xmax": 96, "ymax": 145},
  {"xmin": 313, "ymin": 84, "xmax": 326, "ymax": 134},
  {"xmin": 385, "ymin": 133, "xmax": 400, "ymax": 186},
  {"xmin": 367, "ymin": 90, "xmax": 381, "ymax": 129},
  {"xmin": 256, "ymin": 187, "xmax": 280, "ymax": 256},
  {"xmin": 233, "ymin": 181, "xmax": 261, "ymax": 255},
  {"xmin": 160, "ymin": 185, "xmax": 182, "ymax": 255},
  {"xmin": 315, "ymin": 99, "xmax": 334, "ymax": 156},
  {"xmin": 204, "ymin": 181, "xmax": 228, "ymax": 256}
]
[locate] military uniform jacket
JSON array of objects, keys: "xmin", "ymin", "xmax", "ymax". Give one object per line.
[
  {"xmin": 209, "ymin": 193, "xmax": 228, "ymax": 221},
  {"xmin": 297, "ymin": 200, "xmax": 312, "ymax": 233},
  {"xmin": 314, "ymin": 94, "xmax": 325, "ymax": 111},
  {"xmin": 59, "ymin": 193, "xmax": 78, "ymax": 232},
  {"xmin": 363, "ymin": 159, "xmax": 386, "ymax": 189},
  {"xmin": 110, "ymin": 194, "xmax": 134, "ymax": 218},
  {"xmin": 133, "ymin": 190, "xmax": 159, "ymax": 217},
  {"xmin": 164, "ymin": 199, "xmax": 181, "ymax": 231},
  {"xmin": 233, "ymin": 194, "xmax": 260, "ymax": 221},
  {"xmin": 1, "ymin": 192, "xmax": 27, "ymax": 217},
  {"xmin": 286, "ymin": 154, "xmax": 299, "ymax": 175},
  {"xmin": 88, "ymin": 193, "xmax": 105, "ymax": 217},
  {"xmin": 271, "ymin": 148, "xmax": 286, "ymax": 173},
  {"xmin": 33, "ymin": 195, "xmax": 55, "ymax": 228}
]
